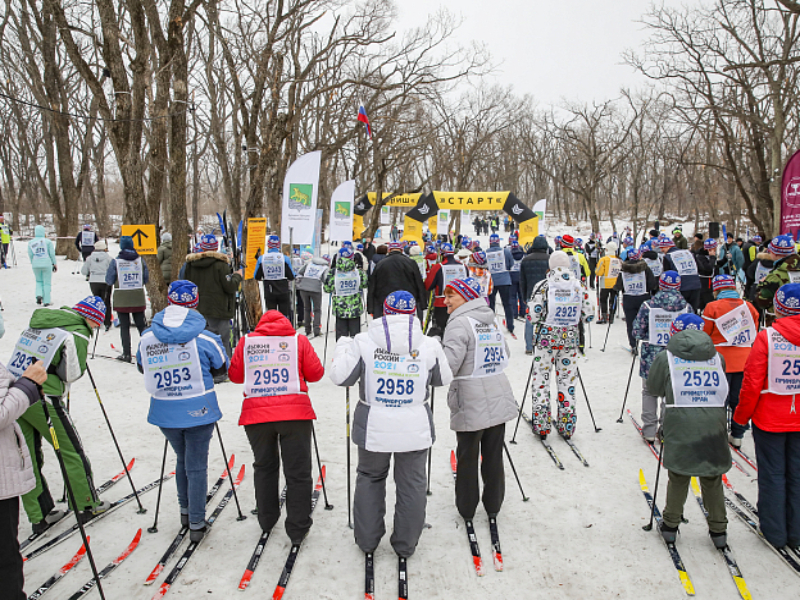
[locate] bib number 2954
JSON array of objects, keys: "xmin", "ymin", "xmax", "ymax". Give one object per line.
[{"xmin": 484, "ymin": 347, "xmax": 504, "ymax": 363}]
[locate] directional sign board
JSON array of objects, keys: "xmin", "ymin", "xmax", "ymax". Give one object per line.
[{"xmin": 120, "ymin": 224, "xmax": 157, "ymax": 255}]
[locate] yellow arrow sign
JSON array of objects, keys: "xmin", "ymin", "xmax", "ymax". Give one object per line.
[{"xmin": 121, "ymin": 224, "xmax": 157, "ymax": 255}]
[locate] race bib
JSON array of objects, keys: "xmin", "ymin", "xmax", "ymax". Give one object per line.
[
  {"xmin": 645, "ymin": 257, "xmax": 663, "ymax": 277},
  {"xmin": 755, "ymin": 262, "xmax": 770, "ymax": 284},
  {"xmin": 470, "ymin": 270, "xmax": 491, "ymax": 298},
  {"xmin": 545, "ymin": 283, "xmax": 581, "ymax": 327},
  {"xmin": 81, "ymin": 231, "xmax": 95, "ymax": 247},
  {"xmin": 486, "ymin": 251, "xmax": 506, "ymax": 274},
  {"xmin": 715, "ymin": 302, "xmax": 756, "ymax": 347},
  {"xmin": 260, "ymin": 254, "xmax": 286, "ymax": 281},
  {"xmin": 608, "ymin": 258, "xmax": 622, "ymax": 279},
  {"xmin": 511, "ymin": 258, "xmax": 522, "ymax": 272},
  {"xmin": 648, "ymin": 306, "xmax": 688, "ymax": 346},
  {"xmin": 412, "ymin": 256, "xmax": 426, "ymax": 279},
  {"xmin": 469, "ymin": 317, "xmax": 508, "ymax": 378},
  {"xmin": 766, "ymin": 328, "xmax": 800, "ymax": 394},
  {"xmin": 622, "ymin": 271, "xmax": 647, "ymax": 296},
  {"xmin": 334, "ymin": 270, "xmax": 361, "ymax": 297},
  {"xmin": 116, "ymin": 258, "xmax": 143, "ymax": 290},
  {"xmin": 7, "ymin": 328, "xmax": 69, "ymax": 379},
  {"xmin": 291, "ymin": 256, "xmax": 304, "ymax": 272},
  {"xmin": 365, "ymin": 342, "xmax": 427, "ymax": 407},
  {"xmin": 30, "ymin": 239, "xmax": 47, "ymax": 259},
  {"xmin": 304, "ymin": 263, "xmax": 326, "ymax": 280},
  {"xmin": 789, "ymin": 271, "xmax": 800, "ymax": 284},
  {"xmin": 243, "ymin": 336, "xmax": 301, "ymax": 397},
  {"xmin": 568, "ymin": 254, "xmax": 581, "ymax": 280},
  {"xmin": 141, "ymin": 334, "xmax": 205, "ymax": 400},
  {"xmin": 667, "ymin": 351, "xmax": 728, "ymax": 408},
  {"xmin": 671, "ymin": 250, "xmax": 698, "ymax": 277}
]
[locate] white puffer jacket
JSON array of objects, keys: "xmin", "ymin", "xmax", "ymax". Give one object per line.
[{"xmin": 0, "ymin": 361, "xmax": 36, "ymax": 500}]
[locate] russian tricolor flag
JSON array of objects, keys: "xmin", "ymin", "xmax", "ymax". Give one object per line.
[{"xmin": 357, "ymin": 103, "xmax": 372, "ymax": 139}]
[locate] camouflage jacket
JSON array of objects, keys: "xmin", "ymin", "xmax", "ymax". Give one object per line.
[
  {"xmin": 322, "ymin": 257, "xmax": 368, "ymax": 319},
  {"xmin": 755, "ymin": 253, "xmax": 800, "ymax": 312}
]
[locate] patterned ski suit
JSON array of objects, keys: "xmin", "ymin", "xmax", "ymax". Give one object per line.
[{"xmin": 527, "ymin": 267, "xmax": 594, "ymax": 438}]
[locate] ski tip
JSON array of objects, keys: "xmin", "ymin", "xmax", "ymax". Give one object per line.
[
  {"xmin": 144, "ymin": 564, "xmax": 163, "ymax": 586},
  {"xmin": 733, "ymin": 576, "xmax": 752, "ymax": 600},
  {"xmin": 493, "ymin": 552, "xmax": 504, "ymax": 572},
  {"xmin": 238, "ymin": 570, "xmax": 254, "ymax": 590},
  {"xmin": 235, "ymin": 464, "xmax": 246, "ymax": 486},
  {"xmin": 321, "ymin": 464, "xmax": 326, "ymax": 482},
  {"xmin": 473, "ymin": 555, "xmax": 485, "ymax": 576},
  {"xmin": 272, "ymin": 585, "xmax": 286, "ymax": 600},
  {"xmin": 224, "ymin": 454, "xmax": 235, "ymax": 477},
  {"xmin": 638, "ymin": 469, "xmax": 647, "ymax": 489},
  {"xmin": 127, "ymin": 458, "xmax": 136, "ymax": 471},
  {"xmin": 450, "ymin": 449, "xmax": 457, "ymax": 470},
  {"xmin": 151, "ymin": 582, "xmax": 170, "ymax": 600},
  {"xmin": 679, "ymin": 570, "xmax": 695, "ymax": 595}
]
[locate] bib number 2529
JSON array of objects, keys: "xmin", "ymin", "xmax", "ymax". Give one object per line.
[{"xmin": 682, "ymin": 371, "xmax": 720, "ymax": 387}]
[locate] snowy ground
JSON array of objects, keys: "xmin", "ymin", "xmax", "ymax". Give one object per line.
[{"xmin": 4, "ymin": 228, "xmax": 794, "ymax": 600}]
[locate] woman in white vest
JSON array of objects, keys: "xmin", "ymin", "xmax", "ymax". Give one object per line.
[
  {"xmin": 104, "ymin": 236, "xmax": 149, "ymax": 362},
  {"xmin": 330, "ymin": 291, "xmax": 452, "ymax": 561},
  {"xmin": 613, "ymin": 246, "xmax": 658, "ymax": 351},
  {"xmin": 27, "ymin": 225, "xmax": 57, "ymax": 306}
]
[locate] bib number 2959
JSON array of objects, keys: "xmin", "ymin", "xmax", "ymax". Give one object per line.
[
  {"xmin": 253, "ymin": 368, "xmax": 290, "ymax": 385},
  {"xmin": 376, "ymin": 377, "xmax": 414, "ymax": 395}
]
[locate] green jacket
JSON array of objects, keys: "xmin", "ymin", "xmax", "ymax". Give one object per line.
[
  {"xmin": 755, "ymin": 253, "xmax": 800, "ymax": 312},
  {"xmin": 157, "ymin": 239, "xmax": 173, "ymax": 283},
  {"xmin": 647, "ymin": 329, "xmax": 731, "ymax": 477},
  {"xmin": 183, "ymin": 251, "xmax": 242, "ymax": 320},
  {"xmin": 673, "ymin": 234, "xmax": 689, "ymax": 250},
  {"xmin": 322, "ymin": 257, "xmax": 368, "ymax": 319},
  {"xmin": 28, "ymin": 307, "xmax": 92, "ymax": 397}
]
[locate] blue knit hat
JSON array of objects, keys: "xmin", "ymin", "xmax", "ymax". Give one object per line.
[
  {"xmin": 471, "ymin": 250, "xmax": 487, "ymax": 266},
  {"xmin": 342, "ymin": 241, "xmax": 353, "ymax": 248},
  {"xmin": 704, "ymin": 238, "xmax": 718, "ymax": 250},
  {"xmin": 383, "ymin": 291, "xmax": 416, "ymax": 315},
  {"xmin": 440, "ymin": 242, "xmax": 454, "ymax": 255},
  {"xmin": 120, "ymin": 236, "xmax": 134, "ymax": 251},
  {"xmin": 73, "ymin": 296, "xmax": 107, "ymax": 326},
  {"xmin": 168, "ymin": 280, "xmax": 199, "ymax": 309},
  {"xmin": 387, "ymin": 241, "xmax": 404, "ymax": 252},
  {"xmin": 199, "ymin": 234, "xmax": 218, "ymax": 251},
  {"xmin": 489, "ymin": 233, "xmax": 500, "ymax": 246},
  {"xmin": 446, "ymin": 277, "xmax": 481, "ymax": 301},
  {"xmin": 670, "ymin": 313, "xmax": 705, "ymax": 335},
  {"xmin": 627, "ymin": 247, "xmax": 641, "ymax": 261},
  {"xmin": 712, "ymin": 274, "xmax": 736, "ymax": 292},
  {"xmin": 775, "ymin": 283, "xmax": 800, "ymax": 317},
  {"xmin": 267, "ymin": 235, "xmax": 281, "ymax": 250},
  {"xmin": 752, "ymin": 235, "xmax": 763, "ymax": 244},
  {"xmin": 356, "ymin": 243, "xmax": 364, "ymax": 251},
  {"xmin": 510, "ymin": 236, "xmax": 520, "ymax": 248},
  {"xmin": 338, "ymin": 246, "xmax": 354, "ymax": 259},
  {"xmin": 769, "ymin": 235, "xmax": 795, "ymax": 258},
  {"xmin": 659, "ymin": 270, "xmax": 681, "ymax": 290}
]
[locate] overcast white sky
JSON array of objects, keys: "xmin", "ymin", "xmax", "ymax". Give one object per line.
[{"xmin": 395, "ymin": 0, "xmax": 688, "ymax": 106}]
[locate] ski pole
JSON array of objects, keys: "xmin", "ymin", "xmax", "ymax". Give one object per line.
[
  {"xmin": 148, "ymin": 439, "xmax": 169, "ymax": 533},
  {"xmin": 503, "ymin": 442, "xmax": 529, "ymax": 502},
  {"xmin": 311, "ymin": 422, "xmax": 334, "ymax": 510},
  {"xmin": 58, "ymin": 391, "xmax": 72, "ymax": 504},
  {"xmin": 323, "ymin": 293, "xmax": 333, "ymax": 367},
  {"xmin": 643, "ymin": 440, "xmax": 666, "ymax": 531},
  {"xmin": 601, "ymin": 293, "xmax": 617, "ymax": 352},
  {"xmin": 616, "ymin": 344, "xmax": 639, "ymax": 423},
  {"xmin": 426, "ymin": 387, "xmax": 435, "ymax": 496},
  {"xmin": 91, "ymin": 327, "xmax": 99, "ymax": 359},
  {"xmin": 575, "ymin": 368, "xmax": 602, "ymax": 432},
  {"xmin": 38, "ymin": 394, "xmax": 107, "ymax": 600},
  {"xmin": 214, "ymin": 423, "xmax": 246, "ymax": 521},
  {"xmin": 511, "ymin": 322, "xmax": 542, "ymax": 444},
  {"xmin": 346, "ymin": 387, "xmax": 353, "ymax": 529},
  {"xmin": 85, "ymin": 366, "xmax": 145, "ymax": 513}
]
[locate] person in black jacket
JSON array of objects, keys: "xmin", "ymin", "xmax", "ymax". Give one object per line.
[
  {"xmin": 75, "ymin": 224, "xmax": 97, "ymax": 261},
  {"xmin": 367, "ymin": 242, "xmax": 427, "ymax": 320},
  {"xmin": 583, "ymin": 234, "xmax": 602, "ymax": 289},
  {"xmin": 613, "ymin": 246, "xmax": 658, "ymax": 350},
  {"xmin": 519, "ymin": 235, "xmax": 550, "ymax": 354},
  {"xmin": 255, "ymin": 235, "xmax": 295, "ymax": 321}
]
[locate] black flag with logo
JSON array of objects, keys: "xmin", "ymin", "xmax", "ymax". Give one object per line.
[
  {"xmin": 405, "ymin": 192, "xmax": 438, "ymax": 222},
  {"xmin": 354, "ymin": 194, "xmax": 371, "ymax": 216},
  {"xmin": 503, "ymin": 193, "xmax": 536, "ymax": 223}
]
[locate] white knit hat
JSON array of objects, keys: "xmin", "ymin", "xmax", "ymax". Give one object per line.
[{"xmin": 549, "ymin": 250, "xmax": 571, "ymax": 270}]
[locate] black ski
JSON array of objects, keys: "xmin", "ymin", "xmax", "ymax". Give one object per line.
[
  {"xmin": 65, "ymin": 529, "xmax": 142, "ymax": 600},
  {"xmin": 489, "ymin": 516, "xmax": 503, "ymax": 572},
  {"xmin": 449, "ymin": 450, "xmax": 484, "ymax": 575},
  {"xmin": 561, "ymin": 436, "xmax": 589, "ymax": 467},
  {"xmin": 237, "ymin": 484, "xmax": 289, "ymax": 590},
  {"xmin": 364, "ymin": 552, "xmax": 375, "ymax": 600},
  {"xmin": 517, "ymin": 406, "xmax": 564, "ymax": 469},
  {"xmin": 398, "ymin": 556, "xmax": 409, "ymax": 600}
]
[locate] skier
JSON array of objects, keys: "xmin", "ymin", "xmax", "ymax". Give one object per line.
[
  {"xmin": 527, "ymin": 251, "xmax": 594, "ymax": 439},
  {"xmin": 329, "ymin": 291, "xmax": 452, "ymax": 561},
  {"xmin": 296, "ymin": 254, "xmax": 329, "ymax": 338},
  {"xmin": 755, "ymin": 235, "xmax": 800, "ymax": 321},
  {"xmin": 74, "ymin": 224, "xmax": 96, "ymax": 262},
  {"xmin": 641, "ymin": 239, "xmax": 663, "ymax": 279},
  {"xmin": 12, "ymin": 296, "xmax": 110, "ymax": 532},
  {"xmin": 423, "ymin": 242, "xmax": 468, "ymax": 337},
  {"xmin": 367, "ymin": 242, "xmax": 427, "ymax": 320},
  {"xmin": 594, "ymin": 241, "xmax": 621, "ymax": 324},
  {"xmin": 735, "ymin": 282, "xmax": 800, "ymax": 551},
  {"xmin": 323, "ymin": 246, "xmax": 369, "ymax": 340},
  {"xmin": 157, "ymin": 232, "xmax": 174, "ymax": 284},
  {"xmin": 0, "ymin": 215, "xmax": 12, "ymax": 268},
  {"xmin": 613, "ymin": 246, "xmax": 657, "ymax": 351},
  {"xmin": 485, "ymin": 234, "xmax": 516, "ymax": 337},
  {"xmin": 136, "ymin": 281, "xmax": 229, "ymax": 542},
  {"xmin": 28, "ymin": 225, "xmax": 57, "ymax": 306},
  {"xmin": 229, "ymin": 309, "xmax": 324, "ymax": 546},
  {"xmin": 746, "ymin": 246, "xmax": 773, "ymax": 303},
  {"xmin": 255, "ymin": 235, "xmax": 296, "ymax": 321},
  {"xmin": 584, "ymin": 233, "xmax": 602, "ymax": 289},
  {"xmin": 519, "ymin": 236, "xmax": 551, "ymax": 354},
  {"xmin": 647, "ymin": 313, "xmax": 731, "ymax": 549},
  {"xmin": 441, "ymin": 278, "xmax": 517, "ymax": 526},
  {"xmin": 105, "ymin": 236, "xmax": 149, "ymax": 362},
  {"xmin": 466, "ymin": 250, "xmax": 493, "ymax": 300},
  {"xmin": 560, "ymin": 235, "xmax": 590, "ymax": 284},
  {"xmin": 696, "ymin": 238, "xmax": 724, "ymax": 311},
  {"xmin": 662, "ymin": 236, "xmax": 702, "ymax": 312},
  {"xmin": 81, "ymin": 241, "xmax": 113, "ymax": 330},
  {"xmin": 508, "ymin": 235, "xmax": 526, "ymax": 321},
  {"xmin": 632, "ymin": 271, "xmax": 691, "ymax": 441},
  {"xmin": 672, "ymin": 227, "xmax": 689, "ymax": 250}
]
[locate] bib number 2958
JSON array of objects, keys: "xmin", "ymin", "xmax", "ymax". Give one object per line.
[{"xmin": 376, "ymin": 377, "xmax": 414, "ymax": 395}]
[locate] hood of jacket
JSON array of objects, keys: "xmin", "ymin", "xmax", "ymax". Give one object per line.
[
  {"xmin": 117, "ymin": 248, "xmax": 140, "ymax": 261},
  {"xmin": 665, "ymin": 328, "xmax": 716, "ymax": 361},
  {"xmin": 773, "ymin": 314, "xmax": 800, "ymax": 347},
  {"xmin": 621, "ymin": 259, "xmax": 647, "ymax": 274},
  {"xmin": 510, "ymin": 247, "xmax": 524, "ymax": 260},
  {"xmin": 756, "ymin": 251, "xmax": 773, "ymax": 263},
  {"xmin": 161, "ymin": 232, "xmax": 172, "ymax": 243},
  {"xmin": 642, "ymin": 250, "xmax": 658, "ymax": 260},
  {"xmin": 547, "ymin": 265, "xmax": 579, "ymax": 285},
  {"xmin": 161, "ymin": 239, "xmax": 173, "ymax": 250},
  {"xmin": 186, "ymin": 251, "xmax": 229, "ymax": 268},
  {"xmin": 367, "ymin": 314, "xmax": 423, "ymax": 355},
  {"xmin": 34, "ymin": 225, "xmax": 46, "ymax": 238},
  {"xmin": 149, "ymin": 306, "xmax": 206, "ymax": 344},
  {"xmin": 309, "ymin": 257, "xmax": 328, "ymax": 267},
  {"xmin": 253, "ymin": 309, "xmax": 297, "ymax": 337},
  {"xmin": 30, "ymin": 307, "xmax": 90, "ymax": 332},
  {"xmin": 449, "ymin": 297, "xmax": 499, "ymax": 325},
  {"xmin": 650, "ymin": 290, "xmax": 688, "ymax": 311},
  {"xmin": 335, "ymin": 256, "xmax": 356, "ymax": 272},
  {"xmin": 532, "ymin": 236, "xmax": 549, "ymax": 251}
]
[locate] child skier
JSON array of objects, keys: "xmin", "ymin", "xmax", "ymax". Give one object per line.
[{"xmin": 323, "ymin": 246, "xmax": 369, "ymax": 339}]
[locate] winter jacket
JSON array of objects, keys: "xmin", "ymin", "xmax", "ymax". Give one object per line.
[
  {"xmin": 296, "ymin": 258, "xmax": 329, "ymax": 294},
  {"xmin": 255, "ymin": 250, "xmax": 295, "ymax": 296},
  {"xmin": 632, "ymin": 290, "xmax": 691, "ymax": 378},
  {"xmin": 466, "ymin": 265, "xmax": 493, "ymax": 298},
  {"xmin": 329, "ymin": 315, "xmax": 452, "ymax": 452},
  {"xmin": 595, "ymin": 254, "xmax": 622, "ymax": 290},
  {"xmin": 75, "ymin": 230, "xmax": 96, "ymax": 255},
  {"xmin": 613, "ymin": 259, "xmax": 657, "ymax": 297},
  {"xmin": 508, "ymin": 246, "xmax": 525, "ymax": 283},
  {"xmin": 701, "ymin": 296, "xmax": 759, "ymax": 373},
  {"xmin": 720, "ymin": 243, "xmax": 744, "ymax": 275},
  {"xmin": 485, "ymin": 245, "xmax": 513, "ymax": 287},
  {"xmin": 563, "ymin": 247, "xmax": 590, "ymax": 279},
  {"xmin": 755, "ymin": 253, "xmax": 800, "ymax": 312},
  {"xmin": 673, "ymin": 234, "xmax": 689, "ymax": 250},
  {"xmin": 136, "ymin": 306, "xmax": 228, "ymax": 429},
  {"xmin": 183, "ymin": 251, "xmax": 242, "ymax": 320},
  {"xmin": 424, "ymin": 256, "xmax": 468, "ymax": 308},
  {"xmin": 647, "ymin": 329, "xmax": 731, "ymax": 477},
  {"xmin": 105, "ymin": 248, "xmax": 149, "ymax": 312},
  {"xmin": 735, "ymin": 315, "xmax": 800, "ymax": 433},
  {"xmin": 229, "ymin": 311, "xmax": 324, "ymax": 426},
  {"xmin": 367, "ymin": 252, "xmax": 427, "ymax": 318},
  {"xmin": 0, "ymin": 348, "xmax": 38, "ymax": 500},
  {"xmin": 22, "ymin": 307, "xmax": 92, "ymax": 397},
  {"xmin": 369, "ymin": 251, "xmax": 387, "ymax": 274},
  {"xmin": 442, "ymin": 298, "xmax": 517, "ymax": 432},
  {"xmin": 746, "ymin": 253, "xmax": 774, "ymax": 302},
  {"xmin": 519, "ymin": 236, "xmax": 550, "ymax": 301},
  {"xmin": 528, "ymin": 267, "xmax": 595, "ymax": 350},
  {"xmin": 584, "ymin": 240, "xmax": 601, "ymax": 260},
  {"xmin": 28, "ymin": 225, "xmax": 56, "ymax": 269},
  {"xmin": 157, "ymin": 235, "xmax": 173, "ymax": 283},
  {"xmin": 663, "ymin": 247, "xmax": 701, "ymax": 291},
  {"xmin": 322, "ymin": 257, "xmax": 368, "ymax": 319},
  {"xmin": 81, "ymin": 250, "xmax": 113, "ymax": 283}
]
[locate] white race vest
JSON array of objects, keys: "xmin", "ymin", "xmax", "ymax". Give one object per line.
[
  {"xmin": 412, "ymin": 256, "xmax": 426, "ymax": 279},
  {"xmin": 260, "ymin": 254, "xmax": 286, "ymax": 281},
  {"xmin": 511, "ymin": 257, "xmax": 522, "ymax": 272},
  {"xmin": 755, "ymin": 262, "xmax": 771, "ymax": 284},
  {"xmin": 667, "ymin": 351, "xmax": 728, "ymax": 408},
  {"xmin": 438, "ymin": 264, "xmax": 467, "ymax": 297},
  {"xmin": 714, "ymin": 301, "xmax": 757, "ymax": 347},
  {"xmin": 486, "ymin": 250, "xmax": 506, "ymax": 274},
  {"xmin": 545, "ymin": 282, "xmax": 582, "ymax": 327},
  {"xmin": 29, "ymin": 239, "xmax": 47, "ymax": 260},
  {"xmin": 671, "ymin": 250, "xmax": 698, "ymax": 277},
  {"xmin": 644, "ymin": 257, "xmax": 663, "ymax": 277},
  {"xmin": 608, "ymin": 258, "xmax": 622, "ymax": 279},
  {"xmin": 81, "ymin": 231, "xmax": 95, "ymax": 247},
  {"xmin": 647, "ymin": 306, "xmax": 688, "ymax": 346},
  {"xmin": 141, "ymin": 334, "xmax": 205, "ymax": 400},
  {"xmin": 470, "ymin": 270, "xmax": 491, "ymax": 298},
  {"xmin": 567, "ymin": 254, "xmax": 582, "ymax": 280},
  {"xmin": 788, "ymin": 271, "xmax": 800, "ymax": 284},
  {"xmin": 7, "ymin": 328, "xmax": 70, "ymax": 379},
  {"xmin": 334, "ymin": 270, "xmax": 361, "ymax": 297},
  {"xmin": 766, "ymin": 328, "xmax": 800, "ymax": 395},
  {"xmin": 622, "ymin": 271, "xmax": 647, "ymax": 296},
  {"xmin": 243, "ymin": 336, "xmax": 301, "ymax": 397},
  {"xmin": 468, "ymin": 317, "xmax": 508, "ymax": 378},
  {"xmin": 116, "ymin": 258, "xmax": 143, "ymax": 290},
  {"xmin": 303, "ymin": 263, "xmax": 326, "ymax": 281}
]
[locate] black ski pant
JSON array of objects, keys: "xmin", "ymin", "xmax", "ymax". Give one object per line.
[
  {"xmin": 117, "ymin": 310, "xmax": 146, "ymax": 356},
  {"xmin": 588, "ymin": 258, "xmax": 598, "ymax": 289},
  {"xmin": 455, "ymin": 423, "xmax": 505, "ymax": 520},
  {"xmin": 264, "ymin": 290, "xmax": 292, "ymax": 322},
  {"xmin": 89, "ymin": 282, "xmax": 113, "ymax": 328},
  {"xmin": 244, "ymin": 420, "xmax": 313, "ymax": 544},
  {"xmin": 622, "ymin": 294, "xmax": 649, "ymax": 349},
  {"xmin": 0, "ymin": 497, "xmax": 25, "ymax": 600},
  {"xmin": 599, "ymin": 289, "xmax": 618, "ymax": 321},
  {"xmin": 680, "ymin": 288, "xmax": 701, "ymax": 314},
  {"xmin": 335, "ymin": 317, "xmax": 361, "ymax": 340}
]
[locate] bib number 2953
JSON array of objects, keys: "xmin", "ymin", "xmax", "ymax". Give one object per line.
[
  {"xmin": 154, "ymin": 367, "xmax": 191, "ymax": 389},
  {"xmin": 376, "ymin": 377, "xmax": 414, "ymax": 395}
]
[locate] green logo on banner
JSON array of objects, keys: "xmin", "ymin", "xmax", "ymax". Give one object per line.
[
  {"xmin": 334, "ymin": 202, "xmax": 351, "ymax": 217},
  {"xmin": 289, "ymin": 184, "xmax": 313, "ymax": 209}
]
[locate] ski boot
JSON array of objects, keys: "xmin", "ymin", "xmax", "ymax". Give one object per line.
[
  {"xmin": 709, "ymin": 531, "xmax": 727, "ymax": 549},
  {"xmin": 659, "ymin": 522, "xmax": 679, "ymax": 544},
  {"xmin": 32, "ymin": 509, "xmax": 66, "ymax": 535}
]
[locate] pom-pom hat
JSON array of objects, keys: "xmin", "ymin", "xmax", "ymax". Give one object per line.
[
  {"xmin": 670, "ymin": 313, "xmax": 705, "ymax": 335},
  {"xmin": 445, "ymin": 277, "xmax": 481, "ymax": 301},
  {"xmin": 167, "ymin": 280, "xmax": 199, "ymax": 308},
  {"xmin": 712, "ymin": 274, "xmax": 736, "ymax": 292},
  {"xmin": 383, "ymin": 291, "xmax": 416, "ymax": 315},
  {"xmin": 267, "ymin": 235, "xmax": 281, "ymax": 250},
  {"xmin": 73, "ymin": 296, "xmax": 107, "ymax": 326},
  {"xmin": 769, "ymin": 235, "xmax": 795, "ymax": 258},
  {"xmin": 774, "ymin": 283, "xmax": 800, "ymax": 317},
  {"xmin": 659, "ymin": 271, "xmax": 681, "ymax": 290}
]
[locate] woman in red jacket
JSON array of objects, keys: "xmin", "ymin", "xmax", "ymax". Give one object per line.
[
  {"xmin": 229, "ymin": 310, "xmax": 324, "ymax": 545},
  {"xmin": 735, "ymin": 283, "xmax": 800, "ymax": 552}
]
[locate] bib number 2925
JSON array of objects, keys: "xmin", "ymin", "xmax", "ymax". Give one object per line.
[{"xmin": 554, "ymin": 306, "xmax": 577, "ymax": 319}]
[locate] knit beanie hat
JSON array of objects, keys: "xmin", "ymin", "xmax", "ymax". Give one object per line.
[
  {"xmin": 94, "ymin": 241, "xmax": 107, "ymax": 251},
  {"xmin": 627, "ymin": 248, "xmax": 641, "ymax": 261},
  {"xmin": 712, "ymin": 274, "xmax": 736, "ymax": 292},
  {"xmin": 410, "ymin": 246, "xmax": 422, "ymax": 256},
  {"xmin": 670, "ymin": 313, "xmax": 705, "ymax": 335},
  {"xmin": 489, "ymin": 233, "xmax": 501, "ymax": 246},
  {"xmin": 659, "ymin": 271, "xmax": 681, "ymax": 291},
  {"xmin": 471, "ymin": 250, "xmax": 487, "ymax": 266},
  {"xmin": 752, "ymin": 235, "xmax": 763, "ymax": 244},
  {"xmin": 267, "ymin": 235, "xmax": 281, "ymax": 250},
  {"xmin": 168, "ymin": 280, "xmax": 199, "ymax": 308},
  {"xmin": 509, "ymin": 236, "xmax": 519, "ymax": 248},
  {"xmin": 339, "ymin": 246, "xmax": 354, "ymax": 259},
  {"xmin": 549, "ymin": 250, "xmax": 571, "ymax": 270},
  {"xmin": 660, "ymin": 238, "xmax": 675, "ymax": 249},
  {"xmin": 73, "ymin": 296, "xmax": 107, "ymax": 326},
  {"xmin": 704, "ymin": 238, "xmax": 718, "ymax": 250},
  {"xmin": 440, "ymin": 242, "xmax": 454, "ymax": 255},
  {"xmin": 342, "ymin": 241, "xmax": 353, "ymax": 248},
  {"xmin": 446, "ymin": 277, "xmax": 481, "ymax": 301},
  {"xmin": 383, "ymin": 291, "xmax": 416, "ymax": 315},
  {"xmin": 387, "ymin": 242, "xmax": 404, "ymax": 252},
  {"xmin": 120, "ymin": 236, "xmax": 134, "ymax": 251},
  {"xmin": 774, "ymin": 283, "xmax": 800, "ymax": 317},
  {"xmin": 199, "ymin": 234, "xmax": 218, "ymax": 251},
  {"xmin": 769, "ymin": 235, "xmax": 795, "ymax": 258},
  {"xmin": 606, "ymin": 241, "xmax": 618, "ymax": 253},
  {"xmin": 561, "ymin": 234, "xmax": 575, "ymax": 248}
]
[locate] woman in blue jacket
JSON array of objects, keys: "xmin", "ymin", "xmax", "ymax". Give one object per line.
[
  {"xmin": 28, "ymin": 225, "xmax": 57, "ymax": 305},
  {"xmin": 136, "ymin": 280, "xmax": 229, "ymax": 542}
]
